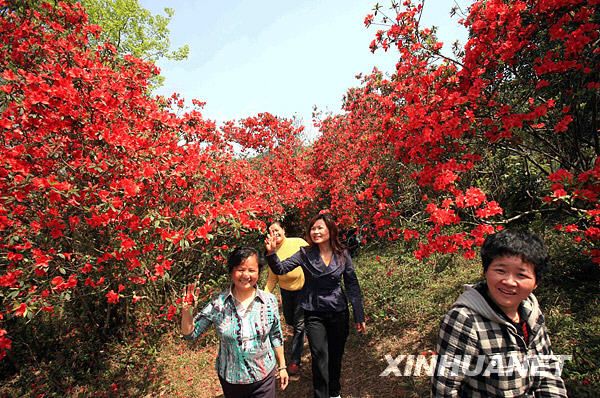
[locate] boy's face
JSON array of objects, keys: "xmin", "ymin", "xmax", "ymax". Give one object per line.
[{"xmin": 484, "ymin": 255, "xmax": 537, "ymax": 318}]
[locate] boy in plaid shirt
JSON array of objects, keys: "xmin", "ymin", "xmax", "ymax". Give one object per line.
[{"xmin": 432, "ymin": 230, "xmax": 568, "ymax": 397}]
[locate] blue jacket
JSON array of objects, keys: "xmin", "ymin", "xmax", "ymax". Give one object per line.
[{"xmin": 266, "ymin": 246, "xmax": 365, "ymax": 323}]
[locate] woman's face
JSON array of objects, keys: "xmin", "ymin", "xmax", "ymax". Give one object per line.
[
  {"xmin": 485, "ymin": 255, "xmax": 537, "ymax": 317},
  {"xmin": 310, "ymin": 219, "xmax": 330, "ymax": 245},
  {"xmin": 231, "ymin": 254, "xmax": 260, "ymax": 292},
  {"xmin": 268, "ymin": 223, "xmax": 286, "ymax": 247}
]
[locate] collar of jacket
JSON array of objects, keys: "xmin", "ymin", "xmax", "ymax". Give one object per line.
[
  {"xmin": 225, "ymin": 286, "xmax": 267, "ymax": 304},
  {"xmin": 302, "ymin": 246, "xmax": 345, "ymax": 276},
  {"xmin": 453, "ymin": 282, "xmax": 542, "ymax": 333}
]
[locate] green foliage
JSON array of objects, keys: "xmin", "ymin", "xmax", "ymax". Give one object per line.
[
  {"xmin": 357, "ymin": 245, "xmax": 480, "ymax": 336},
  {"xmin": 2, "ymin": 0, "xmax": 188, "ymax": 65},
  {"xmin": 356, "ymin": 239, "xmax": 600, "ymax": 396},
  {"xmin": 0, "ymin": 312, "xmax": 165, "ymax": 396},
  {"xmin": 535, "ymin": 230, "xmax": 600, "ymax": 393},
  {"xmin": 81, "ymin": 0, "xmax": 189, "ymax": 62}
]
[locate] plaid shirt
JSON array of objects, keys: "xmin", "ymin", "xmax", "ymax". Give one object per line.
[
  {"xmin": 184, "ymin": 288, "xmax": 283, "ymax": 384},
  {"xmin": 432, "ymin": 283, "xmax": 568, "ymax": 397}
]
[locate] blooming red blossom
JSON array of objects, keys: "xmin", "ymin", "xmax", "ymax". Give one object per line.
[
  {"xmin": 106, "ymin": 290, "xmax": 120, "ymax": 304},
  {"xmin": 0, "ymin": 0, "xmax": 597, "ymax": 365},
  {"xmin": 14, "ymin": 303, "xmax": 27, "ymax": 317}
]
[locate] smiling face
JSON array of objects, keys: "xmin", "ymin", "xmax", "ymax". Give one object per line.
[
  {"xmin": 310, "ymin": 219, "xmax": 330, "ymax": 245},
  {"xmin": 230, "ymin": 254, "xmax": 259, "ymax": 293},
  {"xmin": 268, "ymin": 223, "xmax": 286, "ymax": 248},
  {"xmin": 484, "ymin": 255, "xmax": 537, "ymax": 318}
]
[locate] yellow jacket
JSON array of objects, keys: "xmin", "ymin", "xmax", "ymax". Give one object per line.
[{"xmin": 264, "ymin": 237, "xmax": 308, "ymax": 292}]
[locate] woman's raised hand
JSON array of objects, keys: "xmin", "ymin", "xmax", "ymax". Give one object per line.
[
  {"xmin": 181, "ymin": 280, "xmax": 201, "ymax": 336},
  {"xmin": 183, "ymin": 281, "xmax": 200, "ymax": 308},
  {"xmin": 264, "ymin": 232, "xmax": 277, "ymax": 254}
]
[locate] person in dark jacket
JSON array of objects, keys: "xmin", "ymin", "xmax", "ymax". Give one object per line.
[
  {"xmin": 432, "ymin": 230, "xmax": 568, "ymax": 397},
  {"xmin": 265, "ymin": 213, "xmax": 366, "ymax": 398}
]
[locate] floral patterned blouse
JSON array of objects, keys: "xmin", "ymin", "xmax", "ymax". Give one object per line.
[{"xmin": 184, "ymin": 287, "xmax": 283, "ymax": 384}]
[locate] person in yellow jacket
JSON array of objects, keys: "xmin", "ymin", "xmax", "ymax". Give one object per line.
[{"xmin": 264, "ymin": 221, "xmax": 309, "ymax": 375}]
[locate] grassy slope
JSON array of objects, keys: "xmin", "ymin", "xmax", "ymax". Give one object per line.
[
  {"xmin": 2, "ymin": 242, "xmax": 597, "ymax": 397},
  {"xmin": 158, "ymin": 242, "xmax": 599, "ymax": 397}
]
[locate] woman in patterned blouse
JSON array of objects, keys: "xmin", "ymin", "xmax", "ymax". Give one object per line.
[{"xmin": 181, "ymin": 247, "xmax": 289, "ymax": 397}]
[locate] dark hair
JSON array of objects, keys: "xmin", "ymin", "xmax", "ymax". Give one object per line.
[
  {"xmin": 227, "ymin": 247, "xmax": 264, "ymax": 274},
  {"xmin": 269, "ymin": 220, "xmax": 285, "ymax": 230},
  {"xmin": 305, "ymin": 213, "xmax": 346, "ymax": 255},
  {"xmin": 269, "ymin": 220, "xmax": 286, "ymax": 232},
  {"xmin": 481, "ymin": 229, "xmax": 549, "ymax": 281}
]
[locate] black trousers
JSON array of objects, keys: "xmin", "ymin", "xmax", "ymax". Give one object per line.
[
  {"xmin": 218, "ymin": 369, "xmax": 276, "ymax": 398},
  {"xmin": 304, "ymin": 309, "xmax": 349, "ymax": 398},
  {"xmin": 280, "ymin": 288, "xmax": 305, "ymax": 365}
]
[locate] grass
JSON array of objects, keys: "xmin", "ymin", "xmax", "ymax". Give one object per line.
[
  {"xmin": 154, "ymin": 245, "xmax": 485, "ymax": 397},
  {"xmin": 153, "ymin": 332, "xmax": 223, "ymax": 397},
  {"xmin": 1, "ymin": 242, "xmax": 598, "ymax": 396}
]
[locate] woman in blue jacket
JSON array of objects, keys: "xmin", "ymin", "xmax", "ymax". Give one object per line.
[{"xmin": 265, "ymin": 213, "xmax": 366, "ymax": 398}]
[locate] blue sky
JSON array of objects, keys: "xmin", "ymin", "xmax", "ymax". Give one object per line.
[{"xmin": 140, "ymin": 1, "xmax": 470, "ymax": 135}]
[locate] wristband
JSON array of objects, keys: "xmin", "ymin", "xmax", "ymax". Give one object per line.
[{"xmin": 278, "ymin": 366, "xmax": 287, "ymax": 371}]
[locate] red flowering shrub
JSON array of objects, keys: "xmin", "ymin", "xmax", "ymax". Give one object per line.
[
  {"xmin": 0, "ymin": 0, "xmax": 597, "ymax": 386},
  {"xmin": 313, "ymin": 0, "xmax": 598, "ymax": 261},
  {"xmin": 0, "ymin": 1, "xmax": 313, "ymax": 367},
  {"xmin": 310, "ymin": 78, "xmax": 423, "ymax": 242}
]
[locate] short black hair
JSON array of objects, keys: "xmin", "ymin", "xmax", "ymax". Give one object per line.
[
  {"xmin": 226, "ymin": 247, "xmax": 264, "ymax": 273},
  {"xmin": 269, "ymin": 220, "xmax": 285, "ymax": 230},
  {"xmin": 481, "ymin": 229, "xmax": 549, "ymax": 281}
]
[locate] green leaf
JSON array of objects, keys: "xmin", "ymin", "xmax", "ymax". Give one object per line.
[{"xmin": 81, "ymin": 0, "xmax": 189, "ymax": 64}]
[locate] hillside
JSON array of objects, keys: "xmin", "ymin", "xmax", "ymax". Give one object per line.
[{"xmin": 156, "ymin": 243, "xmax": 599, "ymax": 397}]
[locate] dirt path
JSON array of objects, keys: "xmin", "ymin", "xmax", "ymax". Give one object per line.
[
  {"xmin": 158, "ymin": 327, "xmax": 431, "ymax": 397},
  {"xmin": 279, "ymin": 333, "xmax": 414, "ymax": 398}
]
